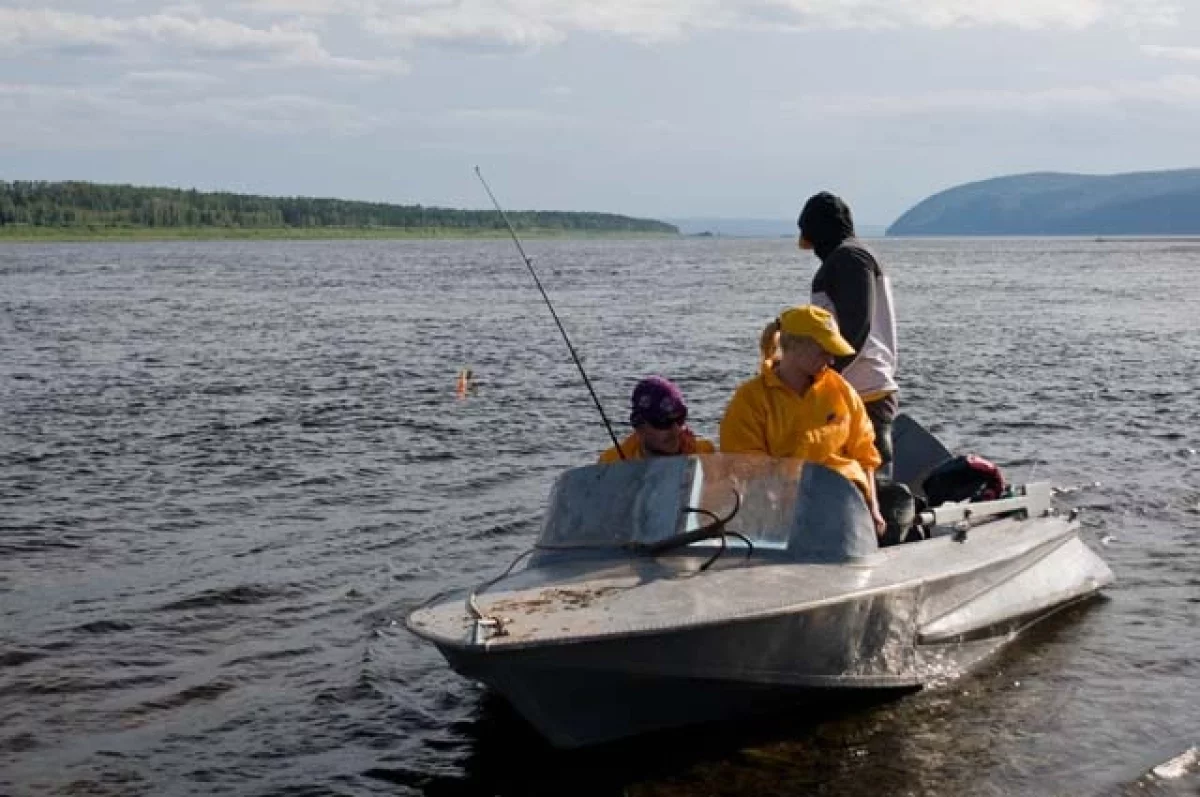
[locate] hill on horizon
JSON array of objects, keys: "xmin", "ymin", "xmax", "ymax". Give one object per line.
[{"xmin": 887, "ymin": 168, "xmax": 1200, "ymax": 236}]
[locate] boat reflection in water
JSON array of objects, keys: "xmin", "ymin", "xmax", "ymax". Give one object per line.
[{"xmin": 406, "ymin": 416, "xmax": 1113, "ymax": 749}]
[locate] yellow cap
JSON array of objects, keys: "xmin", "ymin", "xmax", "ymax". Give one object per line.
[{"xmin": 778, "ymin": 305, "xmax": 855, "ymax": 356}]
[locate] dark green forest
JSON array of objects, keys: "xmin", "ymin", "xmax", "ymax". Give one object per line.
[{"xmin": 0, "ymin": 181, "xmax": 679, "ymax": 234}]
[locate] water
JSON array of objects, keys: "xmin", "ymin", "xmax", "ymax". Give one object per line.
[{"xmin": 1, "ymin": 237, "xmax": 1197, "ymax": 796}]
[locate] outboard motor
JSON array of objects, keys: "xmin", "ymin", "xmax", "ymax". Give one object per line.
[{"xmin": 922, "ymin": 455, "xmax": 1005, "ymax": 506}]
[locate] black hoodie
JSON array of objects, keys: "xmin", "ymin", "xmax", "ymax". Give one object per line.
[{"xmin": 798, "ymin": 192, "xmax": 882, "ymax": 370}]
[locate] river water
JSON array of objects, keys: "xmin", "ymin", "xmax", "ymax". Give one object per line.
[{"xmin": 1, "ymin": 237, "xmax": 1197, "ymax": 796}]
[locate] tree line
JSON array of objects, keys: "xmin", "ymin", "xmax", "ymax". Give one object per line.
[{"xmin": 0, "ymin": 181, "xmax": 679, "ymax": 234}]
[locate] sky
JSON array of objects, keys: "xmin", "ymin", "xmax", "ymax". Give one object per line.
[{"xmin": 2, "ymin": 1, "xmax": 1200, "ymax": 225}]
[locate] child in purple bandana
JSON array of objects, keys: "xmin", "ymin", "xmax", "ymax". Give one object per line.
[{"xmin": 599, "ymin": 376, "xmax": 715, "ymax": 463}]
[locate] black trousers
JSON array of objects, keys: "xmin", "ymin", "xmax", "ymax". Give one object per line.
[{"xmin": 865, "ymin": 396, "xmax": 896, "ymax": 480}]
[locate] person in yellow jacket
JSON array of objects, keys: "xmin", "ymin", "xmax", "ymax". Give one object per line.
[
  {"xmin": 720, "ymin": 305, "xmax": 886, "ymax": 535},
  {"xmin": 599, "ymin": 376, "xmax": 716, "ymax": 463}
]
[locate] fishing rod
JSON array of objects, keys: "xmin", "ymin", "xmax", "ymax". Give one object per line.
[{"xmin": 474, "ymin": 166, "xmax": 626, "ymax": 459}]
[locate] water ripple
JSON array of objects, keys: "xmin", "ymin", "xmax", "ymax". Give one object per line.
[{"xmin": 2, "ymin": 238, "xmax": 1197, "ymax": 797}]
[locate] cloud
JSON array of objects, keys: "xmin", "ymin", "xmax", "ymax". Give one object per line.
[
  {"xmin": 0, "ymin": 8, "xmax": 407, "ymax": 73},
  {"xmin": 358, "ymin": 0, "xmax": 1181, "ymax": 48},
  {"xmin": 179, "ymin": 94, "xmax": 381, "ymax": 134},
  {"xmin": 228, "ymin": 0, "xmax": 1184, "ymax": 47},
  {"xmin": 239, "ymin": 0, "xmax": 348, "ymax": 14},
  {"xmin": 0, "ymin": 81, "xmax": 379, "ymax": 147},
  {"xmin": 445, "ymin": 106, "xmax": 583, "ymax": 127},
  {"xmin": 1142, "ymin": 44, "xmax": 1200, "ymax": 62},
  {"xmin": 1, "ymin": 2, "xmax": 1179, "ymax": 77},
  {"xmin": 802, "ymin": 74, "xmax": 1200, "ymax": 116},
  {"xmin": 121, "ymin": 70, "xmax": 225, "ymax": 89}
]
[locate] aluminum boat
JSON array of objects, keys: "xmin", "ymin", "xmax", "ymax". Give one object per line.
[{"xmin": 406, "ymin": 415, "xmax": 1113, "ymax": 748}]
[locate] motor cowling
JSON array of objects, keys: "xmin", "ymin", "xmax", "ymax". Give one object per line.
[{"xmin": 922, "ymin": 454, "xmax": 1006, "ymax": 506}]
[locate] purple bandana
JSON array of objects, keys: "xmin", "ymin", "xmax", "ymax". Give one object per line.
[{"xmin": 629, "ymin": 376, "xmax": 688, "ymax": 428}]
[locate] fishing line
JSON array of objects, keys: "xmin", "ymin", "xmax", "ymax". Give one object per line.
[{"xmin": 474, "ymin": 166, "xmax": 625, "ymax": 458}]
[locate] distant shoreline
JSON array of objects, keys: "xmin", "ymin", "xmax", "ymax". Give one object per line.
[
  {"xmin": 0, "ymin": 180, "xmax": 680, "ymax": 238},
  {"xmin": 0, "ymin": 226, "xmax": 680, "ymax": 243}
]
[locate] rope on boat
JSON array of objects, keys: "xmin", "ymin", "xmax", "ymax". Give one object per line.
[
  {"xmin": 465, "ymin": 547, "xmax": 536, "ymax": 639},
  {"xmin": 626, "ymin": 489, "xmax": 749, "ymax": 570}
]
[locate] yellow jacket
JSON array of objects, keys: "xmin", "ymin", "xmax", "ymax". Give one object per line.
[
  {"xmin": 719, "ymin": 366, "xmax": 882, "ymax": 499},
  {"xmin": 598, "ymin": 429, "xmax": 716, "ymax": 464}
]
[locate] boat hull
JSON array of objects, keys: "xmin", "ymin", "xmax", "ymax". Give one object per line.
[
  {"xmin": 454, "ymin": 662, "xmax": 916, "ymax": 749},
  {"xmin": 417, "ymin": 529, "xmax": 1112, "ymax": 747}
]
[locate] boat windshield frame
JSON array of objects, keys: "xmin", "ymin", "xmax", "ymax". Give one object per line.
[{"xmin": 535, "ymin": 453, "xmax": 877, "ymax": 562}]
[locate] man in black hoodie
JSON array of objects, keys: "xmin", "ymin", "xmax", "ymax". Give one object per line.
[{"xmin": 797, "ymin": 192, "xmax": 899, "ymax": 474}]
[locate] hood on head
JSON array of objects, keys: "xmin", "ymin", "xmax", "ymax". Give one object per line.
[{"xmin": 798, "ymin": 192, "xmax": 855, "ymax": 259}]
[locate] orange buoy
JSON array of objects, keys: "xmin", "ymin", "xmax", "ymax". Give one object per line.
[{"xmin": 456, "ymin": 367, "xmax": 473, "ymax": 398}]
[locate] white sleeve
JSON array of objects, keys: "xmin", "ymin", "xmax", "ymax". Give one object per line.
[{"xmin": 811, "ymin": 290, "xmax": 835, "ymax": 313}]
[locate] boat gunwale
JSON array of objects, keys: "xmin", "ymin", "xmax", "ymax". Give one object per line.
[{"xmin": 406, "ymin": 516, "xmax": 1099, "ymax": 653}]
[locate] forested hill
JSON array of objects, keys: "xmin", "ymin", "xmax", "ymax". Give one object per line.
[
  {"xmin": 887, "ymin": 169, "xmax": 1200, "ymax": 236},
  {"xmin": 0, "ymin": 181, "xmax": 679, "ymax": 234}
]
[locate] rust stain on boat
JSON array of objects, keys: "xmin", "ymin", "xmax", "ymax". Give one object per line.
[{"xmin": 486, "ymin": 584, "xmax": 623, "ymax": 615}]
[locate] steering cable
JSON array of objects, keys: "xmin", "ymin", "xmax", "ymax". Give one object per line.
[{"xmin": 625, "ymin": 489, "xmax": 751, "ymax": 570}]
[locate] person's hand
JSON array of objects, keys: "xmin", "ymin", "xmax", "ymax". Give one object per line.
[{"xmin": 871, "ymin": 505, "xmax": 887, "ymax": 537}]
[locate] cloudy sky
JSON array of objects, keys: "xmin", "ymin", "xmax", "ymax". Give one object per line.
[{"xmin": 2, "ymin": 1, "xmax": 1199, "ymax": 224}]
